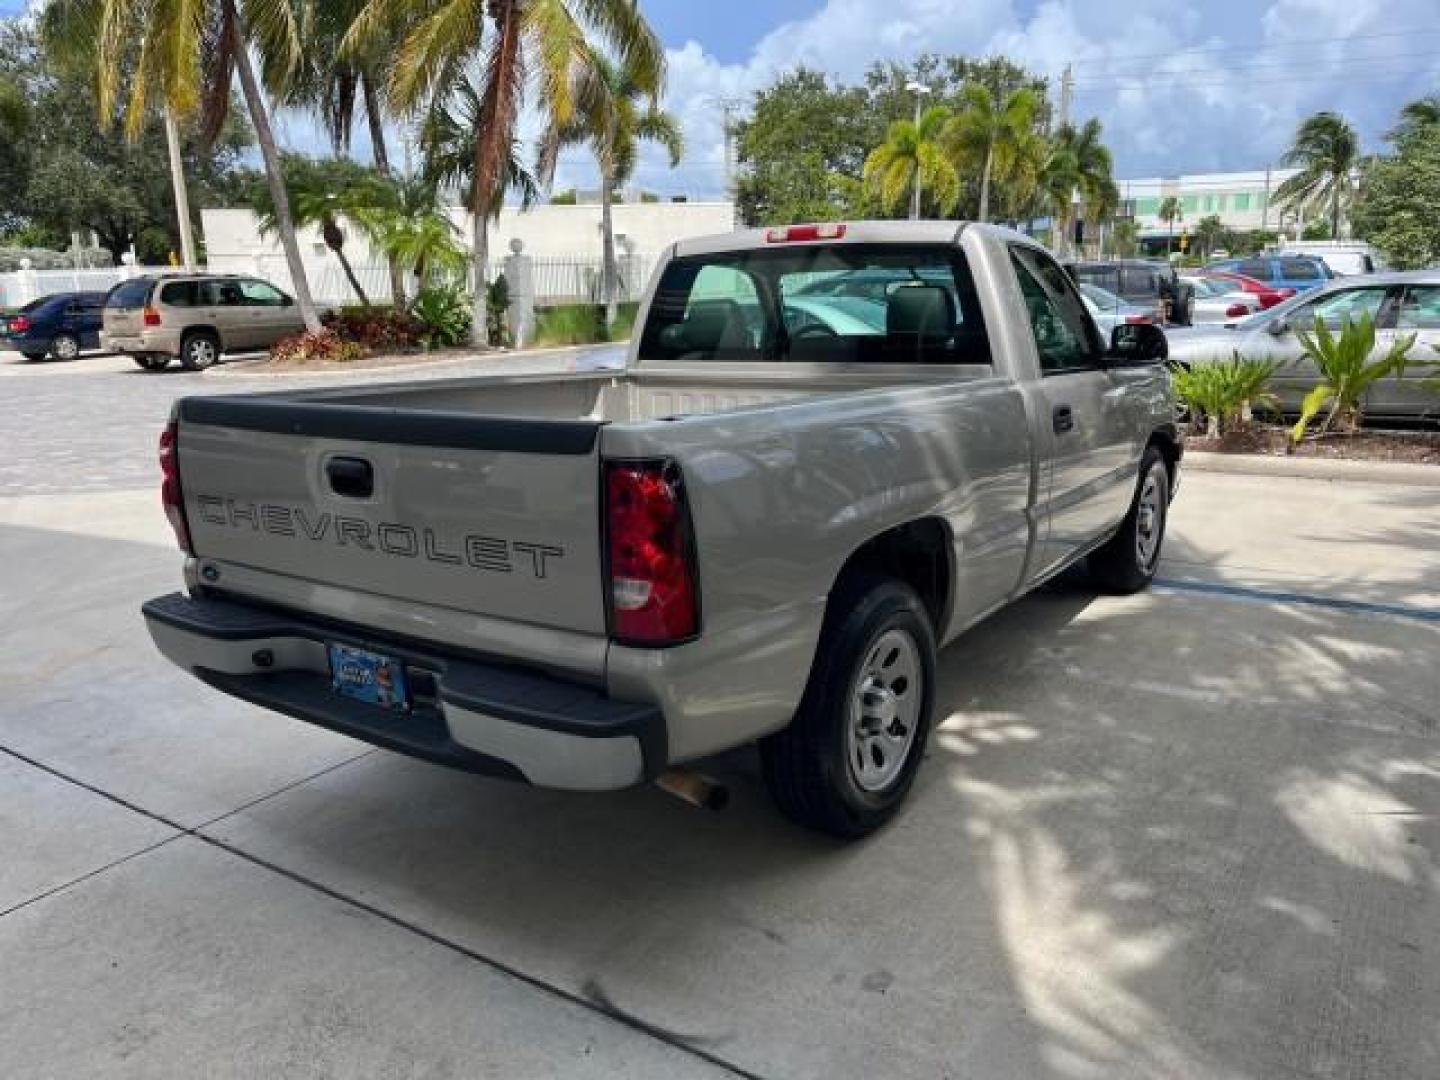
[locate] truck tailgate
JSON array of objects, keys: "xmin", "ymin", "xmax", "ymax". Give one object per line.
[{"xmin": 176, "ymin": 396, "xmax": 608, "ymax": 636}]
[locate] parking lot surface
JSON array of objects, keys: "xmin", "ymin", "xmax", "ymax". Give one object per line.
[{"xmin": 3, "ymin": 351, "xmax": 1437, "ymax": 1079}]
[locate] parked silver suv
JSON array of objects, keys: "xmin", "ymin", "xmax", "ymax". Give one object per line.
[{"xmin": 102, "ymin": 274, "xmax": 308, "ymax": 371}]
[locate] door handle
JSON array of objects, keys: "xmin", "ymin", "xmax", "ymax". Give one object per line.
[
  {"xmin": 1052, "ymin": 404, "xmax": 1075, "ymax": 434},
  {"xmin": 326, "ymin": 456, "xmax": 374, "ymax": 499}
]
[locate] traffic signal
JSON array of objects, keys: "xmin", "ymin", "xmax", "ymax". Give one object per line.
[{"xmin": 1178, "ymin": 232, "xmax": 1190, "ymax": 252}]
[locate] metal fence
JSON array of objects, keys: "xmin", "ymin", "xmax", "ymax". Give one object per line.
[{"xmin": 0, "ymin": 266, "xmax": 172, "ymax": 309}]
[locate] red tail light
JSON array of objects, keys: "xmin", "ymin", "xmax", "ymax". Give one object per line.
[
  {"xmin": 765, "ymin": 223, "xmax": 846, "ymax": 243},
  {"xmin": 159, "ymin": 421, "xmax": 193, "ymax": 554},
  {"xmin": 8, "ymin": 315, "xmax": 31, "ymax": 333},
  {"xmin": 143, "ymin": 305, "xmax": 162, "ymax": 327},
  {"xmin": 1225, "ymin": 303, "xmax": 1251, "ymax": 318},
  {"xmin": 1125, "ymin": 314, "xmax": 1152, "ymax": 324},
  {"xmin": 604, "ymin": 461, "xmax": 699, "ymax": 646}
]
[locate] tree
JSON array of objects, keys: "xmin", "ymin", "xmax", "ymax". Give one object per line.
[
  {"xmin": 1195, "ymin": 214, "xmax": 1225, "ymax": 258},
  {"xmin": 49, "ymin": 0, "xmax": 323, "ymax": 330},
  {"xmin": 1275, "ymin": 111, "xmax": 1360, "ymax": 241},
  {"xmin": 1111, "ymin": 218, "xmax": 1139, "ymax": 257},
  {"xmin": 356, "ymin": 176, "xmax": 469, "ymax": 285},
  {"xmin": 1388, "ymin": 94, "xmax": 1440, "ymax": 145},
  {"xmin": 736, "ymin": 69, "xmax": 871, "ymax": 225},
  {"xmin": 541, "ymin": 50, "xmax": 683, "ymax": 329},
  {"xmin": 349, "ymin": 0, "xmax": 664, "ymax": 347},
  {"xmin": 253, "ymin": 155, "xmax": 382, "ymax": 306},
  {"xmin": 864, "ymin": 105, "xmax": 958, "ymax": 219},
  {"xmin": 943, "ymin": 84, "xmax": 1039, "ymax": 223},
  {"xmin": 1351, "ymin": 125, "xmax": 1440, "ymax": 269},
  {"xmin": 1158, "ymin": 196, "xmax": 1182, "ymax": 254}
]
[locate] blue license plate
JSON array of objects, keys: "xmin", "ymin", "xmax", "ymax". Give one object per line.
[{"xmin": 328, "ymin": 644, "xmax": 409, "ymax": 710}]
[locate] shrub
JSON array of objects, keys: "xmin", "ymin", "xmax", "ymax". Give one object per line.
[
  {"xmin": 533, "ymin": 302, "xmax": 641, "ymax": 346},
  {"xmin": 486, "ymin": 275, "xmax": 510, "ymax": 347},
  {"xmin": 1291, "ymin": 314, "xmax": 1416, "ymax": 441},
  {"xmin": 1171, "ymin": 354, "xmax": 1277, "ymax": 437},
  {"xmin": 327, "ymin": 305, "xmax": 425, "ymax": 350},
  {"xmin": 410, "ymin": 284, "xmax": 472, "ymax": 349},
  {"xmin": 270, "ymin": 329, "xmax": 364, "ymax": 365}
]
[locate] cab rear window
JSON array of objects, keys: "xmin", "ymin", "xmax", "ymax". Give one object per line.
[
  {"xmin": 107, "ymin": 280, "xmax": 154, "ymax": 309},
  {"xmin": 638, "ymin": 244, "xmax": 990, "ymax": 365}
]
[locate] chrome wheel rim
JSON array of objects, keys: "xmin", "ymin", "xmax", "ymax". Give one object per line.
[
  {"xmin": 55, "ymin": 336, "xmax": 78, "ymax": 359},
  {"xmin": 189, "ymin": 339, "xmax": 216, "ymax": 368},
  {"xmin": 1135, "ymin": 468, "xmax": 1165, "ymax": 572},
  {"xmin": 846, "ymin": 628, "xmax": 922, "ymax": 792}
]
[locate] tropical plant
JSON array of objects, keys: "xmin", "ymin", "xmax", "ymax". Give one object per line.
[
  {"xmin": 410, "ymin": 283, "xmax": 472, "ymax": 348},
  {"xmin": 1171, "ymin": 355, "xmax": 1277, "ymax": 437},
  {"xmin": 1158, "ymin": 196, "xmax": 1182, "ymax": 254},
  {"xmin": 48, "ymin": 0, "xmax": 323, "ymax": 331},
  {"xmin": 1111, "ymin": 218, "xmax": 1139, "ymax": 256},
  {"xmin": 1388, "ymin": 94, "xmax": 1440, "ymax": 145},
  {"xmin": 270, "ymin": 327, "xmax": 365, "ymax": 364},
  {"xmin": 1290, "ymin": 314, "xmax": 1416, "ymax": 441},
  {"xmin": 253, "ymin": 155, "xmax": 381, "ymax": 306},
  {"xmin": 942, "ymin": 84, "xmax": 1039, "ymax": 223},
  {"xmin": 486, "ymin": 274, "xmax": 510, "ymax": 346},
  {"xmin": 540, "ymin": 49, "xmax": 683, "ymax": 329},
  {"xmin": 1040, "ymin": 119, "xmax": 1115, "ymax": 255},
  {"xmin": 1352, "ymin": 124, "xmax": 1440, "ymax": 269},
  {"xmin": 864, "ymin": 105, "xmax": 958, "ymax": 219},
  {"xmin": 1195, "ymin": 214, "xmax": 1225, "ymax": 259},
  {"xmin": 350, "ymin": 173, "xmax": 467, "ymax": 293},
  {"xmin": 345, "ymin": 0, "xmax": 664, "ymax": 347},
  {"xmin": 1275, "ymin": 111, "xmax": 1360, "ymax": 241}
]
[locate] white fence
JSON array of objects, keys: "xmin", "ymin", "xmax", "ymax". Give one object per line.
[{"xmin": 2, "ymin": 253, "xmax": 657, "ymax": 311}]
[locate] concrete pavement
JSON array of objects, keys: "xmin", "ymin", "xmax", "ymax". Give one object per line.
[{"xmin": 2, "ymin": 354, "xmax": 1437, "ymax": 1079}]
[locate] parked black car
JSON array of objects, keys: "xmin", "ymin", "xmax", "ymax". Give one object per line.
[
  {"xmin": 1066, "ymin": 260, "xmax": 1195, "ymax": 326},
  {"xmin": 1, "ymin": 291, "xmax": 108, "ymax": 361}
]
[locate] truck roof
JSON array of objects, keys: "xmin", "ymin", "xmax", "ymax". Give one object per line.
[{"xmin": 671, "ymin": 220, "xmax": 1034, "ymax": 258}]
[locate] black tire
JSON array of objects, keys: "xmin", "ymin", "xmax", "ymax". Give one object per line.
[
  {"xmin": 179, "ymin": 331, "xmax": 220, "ymax": 371},
  {"xmin": 761, "ymin": 575, "xmax": 937, "ymax": 839},
  {"xmin": 1088, "ymin": 445, "xmax": 1170, "ymax": 594},
  {"xmin": 50, "ymin": 333, "xmax": 81, "ymax": 360},
  {"xmin": 132, "ymin": 353, "xmax": 171, "ymax": 371}
]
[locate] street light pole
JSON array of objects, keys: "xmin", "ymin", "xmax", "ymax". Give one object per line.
[
  {"xmin": 164, "ymin": 108, "xmax": 197, "ymax": 270},
  {"xmin": 905, "ymin": 81, "xmax": 932, "ymax": 221}
]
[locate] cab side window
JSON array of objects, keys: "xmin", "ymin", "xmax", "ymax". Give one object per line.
[{"xmin": 1010, "ymin": 246, "xmax": 1103, "ymax": 373}]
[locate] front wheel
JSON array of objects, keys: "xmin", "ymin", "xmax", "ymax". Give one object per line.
[
  {"xmin": 761, "ymin": 576, "xmax": 936, "ymax": 838},
  {"xmin": 1088, "ymin": 446, "xmax": 1171, "ymax": 594}
]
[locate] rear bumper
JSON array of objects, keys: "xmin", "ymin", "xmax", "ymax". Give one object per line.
[
  {"xmin": 103, "ymin": 328, "xmax": 183, "ymax": 356},
  {"xmin": 142, "ymin": 591, "xmax": 664, "ymax": 791}
]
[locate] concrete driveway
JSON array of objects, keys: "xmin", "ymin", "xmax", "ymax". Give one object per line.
[{"xmin": 2, "ymin": 354, "xmax": 1437, "ymax": 1079}]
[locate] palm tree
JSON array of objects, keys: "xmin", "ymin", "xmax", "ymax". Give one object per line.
[
  {"xmin": 1275, "ymin": 111, "xmax": 1360, "ymax": 240},
  {"xmin": 864, "ymin": 106, "xmax": 958, "ymax": 219},
  {"xmin": 1158, "ymin": 196, "xmax": 1182, "ymax": 255},
  {"xmin": 253, "ymin": 155, "xmax": 383, "ymax": 307},
  {"xmin": 49, "ymin": 0, "xmax": 324, "ymax": 332},
  {"xmin": 346, "ymin": 0, "xmax": 664, "ymax": 346},
  {"xmin": 1195, "ymin": 213, "xmax": 1225, "ymax": 259},
  {"xmin": 1388, "ymin": 94, "xmax": 1440, "ymax": 144},
  {"xmin": 943, "ymin": 84, "xmax": 1039, "ymax": 223},
  {"xmin": 540, "ymin": 50, "xmax": 683, "ymax": 329},
  {"xmin": 1055, "ymin": 118, "xmax": 1116, "ymax": 255}
]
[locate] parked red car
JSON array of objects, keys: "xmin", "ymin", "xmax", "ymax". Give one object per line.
[{"xmin": 1200, "ymin": 269, "xmax": 1295, "ymax": 310}]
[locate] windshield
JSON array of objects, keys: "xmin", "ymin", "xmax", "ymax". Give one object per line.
[{"xmin": 638, "ymin": 244, "xmax": 991, "ymax": 365}]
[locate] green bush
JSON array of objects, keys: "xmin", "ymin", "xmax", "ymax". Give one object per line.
[
  {"xmin": 1290, "ymin": 314, "xmax": 1416, "ymax": 441},
  {"xmin": 328, "ymin": 305, "xmax": 425, "ymax": 350},
  {"xmin": 1171, "ymin": 354, "xmax": 1277, "ymax": 437},
  {"xmin": 486, "ymin": 275, "xmax": 510, "ymax": 347},
  {"xmin": 533, "ymin": 302, "xmax": 640, "ymax": 346},
  {"xmin": 410, "ymin": 284, "xmax": 472, "ymax": 349}
]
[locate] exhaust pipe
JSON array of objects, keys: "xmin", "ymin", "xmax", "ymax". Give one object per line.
[{"xmin": 655, "ymin": 769, "xmax": 729, "ymax": 812}]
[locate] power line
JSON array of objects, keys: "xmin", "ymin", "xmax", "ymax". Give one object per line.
[
  {"xmin": 1069, "ymin": 49, "xmax": 1440, "ymax": 87},
  {"xmin": 1073, "ymin": 65, "xmax": 1434, "ymax": 93},
  {"xmin": 1061, "ymin": 25, "xmax": 1440, "ymax": 68}
]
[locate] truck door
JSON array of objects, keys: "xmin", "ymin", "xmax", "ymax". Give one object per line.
[{"xmin": 1009, "ymin": 244, "xmax": 1139, "ymax": 580}]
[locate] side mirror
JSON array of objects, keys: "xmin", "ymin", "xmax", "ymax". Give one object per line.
[
  {"xmin": 1266, "ymin": 317, "xmax": 1289, "ymax": 336},
  {"xmin": 1108, "ymin": 322, "xmax": 1167, "ymax": 366}
]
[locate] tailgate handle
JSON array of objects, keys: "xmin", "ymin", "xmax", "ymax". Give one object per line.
[{"xmin": 326, "ymin": 456, "xmax": 374, "ymax": 499}]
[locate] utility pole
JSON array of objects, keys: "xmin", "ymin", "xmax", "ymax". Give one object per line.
[
  {"xmin": 905, "ymin": 81, "xmax": 932, "ymax": 220},
  {"xmin": 720, "ymin": 99, "xmax": 741, "ymax": 229},
  {"xmin": 1058, "ymin": 64, "xmax": 1073, "ymax": 129},
  {"xmin": 1260, "ymin": 164, "xmax": 1272, "ymax": 233},
  {"xmin": 164, "ymin": 108, "xmax": 197, "ymax": 270}
]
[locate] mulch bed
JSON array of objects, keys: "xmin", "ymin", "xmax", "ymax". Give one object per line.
[{"xmin": 1188, "ymin": 425, "xmax": 1440, "ymax": 465}]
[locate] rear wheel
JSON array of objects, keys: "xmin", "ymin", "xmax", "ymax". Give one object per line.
[
  {"xmin": 1088, "ymin": 446, "xmax": 1170, "ymax": 594},
  {"xmin": 761, "ymin": 576, "xmax": 936, "ymax": 838},
  {"xmin": 179, "ymin": 332, "xmax": 219, "ymax": 371},
  {"xmin": 132, "ymin": 354, "xmax": 171, "ymax": 371},
  {"xmin": 50, "ymin": 333, "xmax": 81, "ymax": 360}
]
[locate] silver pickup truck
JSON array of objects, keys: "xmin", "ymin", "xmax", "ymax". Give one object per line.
[{"xmin": 143, "ymin": 222, "xmax": 1179, "ymax": 837}]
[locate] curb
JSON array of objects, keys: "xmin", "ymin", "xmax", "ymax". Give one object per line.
[
  {"xmin": 202, "ymin": 343, "xmax": 593, "ymax": 380},
  {"xmin": 1185, "ymin": 449, "xmax": 1440, "ymax": 488}
]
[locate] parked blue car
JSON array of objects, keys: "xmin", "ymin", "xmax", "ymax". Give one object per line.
[
  {"xmin": 1206, "ymin": 255, "xmax": 1334, "ymax": 293},
  {"xmin": 1, "ymin": 291, "xmax": 108, "ymax": 360}
]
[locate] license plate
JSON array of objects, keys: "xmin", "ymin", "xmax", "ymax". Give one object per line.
[{"xmin": 328, "ymin": 644, "xmax": 409, "ymax": 710}]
